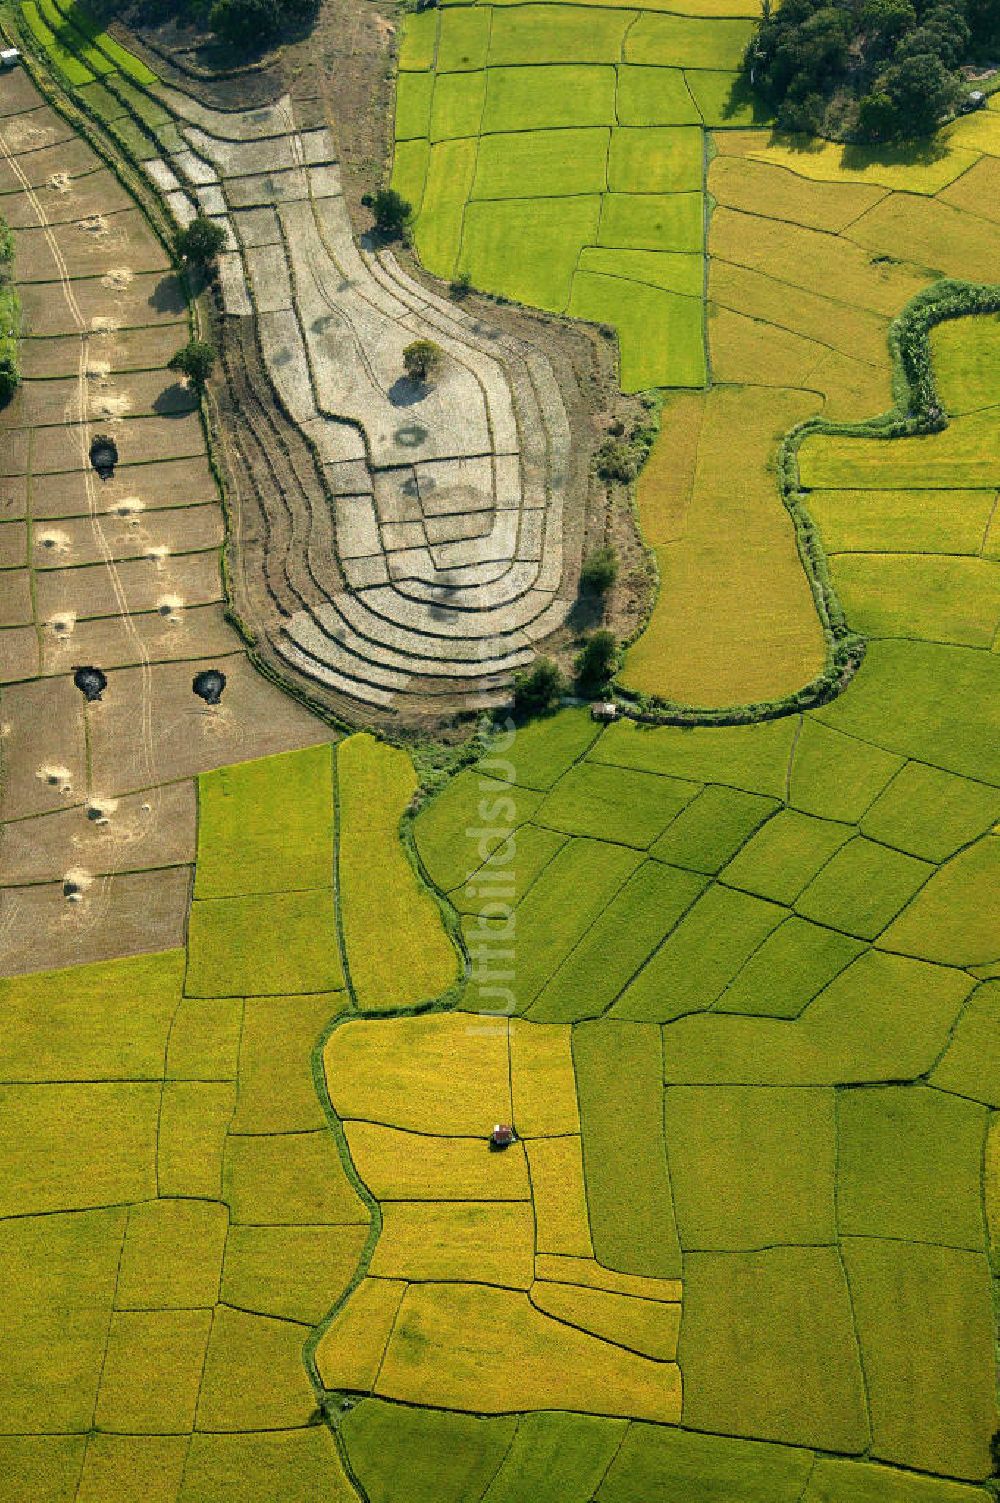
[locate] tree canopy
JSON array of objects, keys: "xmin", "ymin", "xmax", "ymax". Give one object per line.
[
  {"xmin": 746, "ymin": 0, "xmax": 995, "ymax": 141},
  {"xmin": 175, "ymin": 213, "xmax": 228, "ymax": 269},
  {"xmin": 168, "ymin": 338, "xmax": 217, "ymax": 390}
]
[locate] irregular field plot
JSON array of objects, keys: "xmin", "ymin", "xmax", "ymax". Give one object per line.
[
  {"xmin": 481, "ymin": 64, "xmax": 616, "ymax": 132},
  {"xmin": 414, "ymin": 768, "xmax": 543, "ymax": 892},
  {"xmin": 665, "ymin": 1085, "xmax": 837, "ymax": 1248},
  {"xmin": 836, "ymin": 1085, "xmax": 987, "ymax": 1249},
  {"xmin": 573, "ymin": 1020, "xmax": 682, "ymax": 1277},
  {"xmin": 529, "ymin": 859, "xmax": 707, "ymax": 1023},
  {"xmin": 830, "ymin": 553, "xmax": 1000, "ymax": 647},
  {"xmin": 458, "ymin": 195, "xmax": 601, "ymax": 313},
  {"xmin": 337, "ymin": 734, "xmax": 458, "ymax": 1010},
  {"xmin": 622, "ymin": 387, "xmax": 826, "ymax": 706},
  {"xmin": 612, "ymin": 881, "xmax": 787, "ymax": 1021},
  {"xmin": 813, "ymin": 640, "xmax": 1000, "ymax": 787},
  {"xmin": 650, "ymin": 783, "xmax": 778, "ymax": 872},
  {"xmin": 194, "ymin": 744, "xmax": 334, "ymax": 897},
  {"xmin": 597, "ymin": 1425, "xmax": 814, "ymax": 1503},
  {"xmin": 375, "ymin": 1281, "xmax": 682, "ymax": 1421},
  {"xmin": 679, "ymin": 1245, "xmax": 868, "ymax": 1452},
  {"xmin": 879, "ymin": 835, "xmax": 1000, "ymax": 966},
  {"xmin": 185, "ymin": 888, "xmax": 342, "ymax": 996},
  {"xmin": 807, "ymin": 486, "xmax": 995, "ymax": 555},
  {"xmin": 534, "ymin": 760, "xmax": 699, "ymax": 846},
  {"xmin": 842, "ymin": 1239, "xmax": 996, "ymax": 1479},
  {"xmin": 342, "ymin": 1400, "xmax": 516, "ymax": 1503},
  {"xmin": 662, "ymin": 949, "xmax": 974, "ymax": 1085},
  {"xmin": 861, "ymin": 762, "xmax": 1000, "ymax": 863},
  {"xmin": 567, "ymin": 270, "xmax": 706, "ymax": 390}
]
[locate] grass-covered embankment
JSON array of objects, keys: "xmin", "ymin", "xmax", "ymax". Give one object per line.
[{"xmin": 0, "ymin": 215, "xmax": 20, "ymax": 404}]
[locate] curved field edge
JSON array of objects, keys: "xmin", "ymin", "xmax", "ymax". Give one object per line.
[{"xmin": 615, "ymin": 278, "xmax": 1000, "ymax": 728}]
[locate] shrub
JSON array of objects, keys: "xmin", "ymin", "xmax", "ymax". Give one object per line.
[
  {"xmin": 580, "ymin": 545, "xmax": 619, "ymax": 596},
  {"xmin": 575, "ymin": 630, "xmax": 619, "ymax": 692},
  {"xmin": 512, "ymin": 658, "xmax": 566, "ymax": 715},
  {"xmin": 168, "ymin": 338, "xmax": 217, "ymax": 390},
  {"xmin": 595, "ymin": 439, "xmax": 640, "ymax": 483},
  {"xmin": 403, "ymin": 339, "xmax": 443, "ymax": 383},
  {"xmin": 175, "ymin": 213, "xmax": 227, "ymax": 268},
  {"xmin": 362, "ymin": 187, "xmax": 412, "ymax": 239}
]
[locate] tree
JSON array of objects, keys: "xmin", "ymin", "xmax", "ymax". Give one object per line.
[
  {"xmin": 878, "ymin": 51, "xmax": 962, "ymax": 136},
  {"xmin": 575, "ymin": 630, "xmax": 619, "ymax": 692},
  {"xmin": 174, "ymin": 214, "xmax": 227, "ymax": 269},
  {"xmin": 512, "ymin": 657, "xmax": 566, "ymax": 715},
  {"xmin": 168, "ymin": 338, "xmax": 217, "ymax": 391},
  {"xmin": 403, "ymin": 339, "xmax": 443, "ymax": 384},
  {"xmin": 362, "ymin": 187, "xmax": 412, "ymax": 239},
  {"xmin": 579, "ymin": 545, "xmax": 619, "ymax": 596}
]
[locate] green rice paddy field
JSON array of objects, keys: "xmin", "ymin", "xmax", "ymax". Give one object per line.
[
  {"xmin": 4, "ymin": 2, "xmax": 1000, "ymax": 1499},
  {"xmin": 389, "ymin": 0, "xmax": 767, "ymax": 388}
]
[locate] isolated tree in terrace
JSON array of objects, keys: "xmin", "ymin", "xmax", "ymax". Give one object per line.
[
  {"xmin": 175, "ymin": 214, "xmax": 227, "ymax": 270},
  {"xmin": 403, "ymin": 339, "xmax": 443, "ymax": 384},
  {"xmin": 169, "ymin": 339, "xmax": 217, "ymax": 391},
  {"xmin": 363, "ymin": 187, "xmax": 412, "ymax": 239}
]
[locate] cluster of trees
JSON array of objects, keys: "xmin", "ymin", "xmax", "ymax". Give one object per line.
[
  {"xmin": 206, "ymin": 0, "xmax": 318, "ymax": 49},
  {"xmin": 746, "ymin": 0, "xmax": 998, "ymax": 141},
  {"xmin": 513, "ymin": 545, "xmax": 622, "ymax": 713},
  {"xmin": 100, "ymin": 0, "xmax": 319, "ymax": 53}
]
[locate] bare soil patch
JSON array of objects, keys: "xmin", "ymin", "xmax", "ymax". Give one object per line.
[
  {"xmin": 0, "ymin": 865, "xmax": 191, "ymax": 976},
  {"xmin": 0, "ymin": 625, "xmax": 41, "ymax": 683},
  {"xmin": 0, "ymin": 519, "xmax": 27, "ymax": 567},
  {"xmin": 35, "ymin": 549, "xmax": 223, "ymax": 621},
  {"xmin": 21, "ymin": 324, "xmax": 186, "ymax": 379},
  {"xmin": 86, "ymin": 652, "xmax": 333, "ymax": 795},
  {"xmin": 33, "ymin": 503, "xmax": 223, "ymax": 570},
  {"xmin": 0, "ymin": 569, "xmax": 33, "ymax": 627},
  {"xmin": 12, "ymin": 208, "xmax": 169, "ymax": 281},
  {"xmin": 0, "ymin": 136, "xmax": 104, "ymax": 191},
  {"xmin": 19, "ymin": 270, "xmax": 187, "ymax": 337},
  {"xmin": 0, "ymin": 673, "xmax": 87, "ymax": 820},
  {"xmin": 0, "ymin": 168, "xmax": 133, "ymax": 229},
  {"xmin": 31, "ymin": 454, "xmax": 219, "ymax": 518},
  {"xmin": 40, "ymin": 600, "xmax": 240, "ymax": 675},
  {"xmin": 0, "ymin": 779, "xmax": 196, "ymax": 885},
  {"xmin": 30, "ymin": 412, "xmax": 206, "ymax": 473},
  {"xmin": 0, "ymin": 103, "xmax": 77, "ymax": 156},
  {"xmin": 2, "ymin": 370, "xmax": 196, "ymax": 429}
]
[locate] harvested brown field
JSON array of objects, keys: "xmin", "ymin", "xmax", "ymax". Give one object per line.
[
  {"xmin": 0, "ymin": 866, "xmax": 191, "ymax": 975},
  {"xmin": 30, "ymin": 454, "xmax": 219, "ymax": 517}
]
